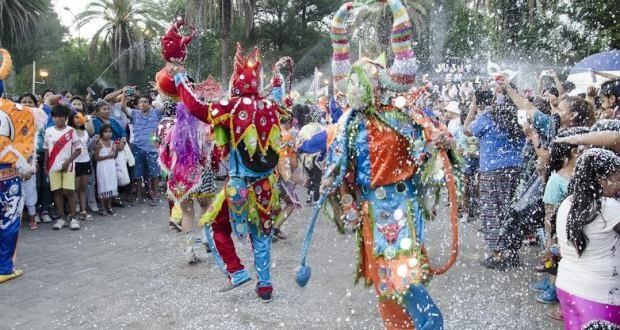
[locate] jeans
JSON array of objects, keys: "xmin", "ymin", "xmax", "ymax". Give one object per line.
[{"xmin": 35, "ymin": 151, "xmax": 51, "ymax": 214}]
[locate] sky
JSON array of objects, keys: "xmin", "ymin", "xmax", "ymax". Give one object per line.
[{"xmin": 52, "ymin": 0, "xmax": 102, "ymax": 38}]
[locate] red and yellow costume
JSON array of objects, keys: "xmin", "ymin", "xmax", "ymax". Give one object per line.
[
  {"xmin": 0, "ymin": 49, "xmax": 36, "ymax": 283},
  {"xmin": 173, "ymin": 44, "xmax": 288, "ymax": 297}
]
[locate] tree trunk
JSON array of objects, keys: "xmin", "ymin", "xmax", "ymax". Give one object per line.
[
  {"xmin": 118, "ymin": 50, "xmax": 128, "ymax": 85},
  {"xmin": 220, "ymin": 0, "xmax": 233, "ymax": 88},
  {"xmin": 528, "ymin": 0, "xmax": 536, "ymax": 24}
]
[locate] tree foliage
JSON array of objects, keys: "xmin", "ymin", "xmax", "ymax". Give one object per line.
[{"xmin": 3, "ymin": 0, "xmax": 618, "ymax": 98}]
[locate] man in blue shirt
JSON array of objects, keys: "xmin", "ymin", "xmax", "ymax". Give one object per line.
[{"xmin": 121, "ymin": 94, "xmax": 163, "ymax": 206}]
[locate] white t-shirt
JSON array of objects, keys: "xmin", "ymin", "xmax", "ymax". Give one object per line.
[
  {"xmin": 556, "ymin": 196, "xmax": 620, "ymax": 305},
  {"xmin": 75, "ymin": 130, "xmax": 91, "ymax": 163},
  {"xmin": 44, "ymin": 126, "xmax": 80, "ymax": 172}
]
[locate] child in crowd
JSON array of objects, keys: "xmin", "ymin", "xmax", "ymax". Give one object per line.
[
  {"xmin": 530, "ymin": 127, "xmax": 589, "ymax": 319},
  {"xmin": 21, "ymin": 159, "xmax": 38, "ymax": 230},
  {"xmin": 555, "ymin": 148, "xmax": 620, "ymax": 329},
  {"xmin": 44, "ymin": 105, "xmax": 82, "ymax": 230},
  {"xmin": 69, "ymin": 113, "xmax": 94, "ymax": 221},
  {"xmin": 94, "ymin": 124, "xmax": 119, "ymax": 215}
]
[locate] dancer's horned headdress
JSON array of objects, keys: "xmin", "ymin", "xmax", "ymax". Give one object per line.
[{"xmin": 229, "ymin": 43, "xmax": 262, "ymax": 97}]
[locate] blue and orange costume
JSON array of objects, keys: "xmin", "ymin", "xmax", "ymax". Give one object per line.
[
  {"xmin": 174, "ymin": 44, "xmax": 287, "ymax": 299},
  {"xmin": 0, "ymin": 49, "xmax": 36, "ymax": 283},
  {"xmin": 295, "ymin": 1, "xmax": 460, "ymax": 329}
]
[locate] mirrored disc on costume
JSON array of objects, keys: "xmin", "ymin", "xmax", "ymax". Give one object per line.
[
  {"xmin": 236, "ymin": 223, "xmax": 246, "ymax": 233},
  {"xmin": 264, "ymin": 220, "xmax": 272, "ymax": 228},
  {"xmin": 378, "ymin": 266, "xmax": 386, "ymax": 278},
  {"xmin": 400, "ymin": 238, "xmax": 412, "ymax": 250},
  {"xmin": 407, "ymin": 257, "xmax": 418, "ymax": 268},
  {"xmin": 341, "ymin": 194, "xmax": 353, "ymax": 206},
  {"xmin": 375, "ymin": 187, "xmax": 387, "ymax": 200},
  {"xmin": 243, "ymin": 97, "xmax": 252, "ymax": 105},
  {"xmin": 379, "ymin": 281, "xmax": 388, "ymax": 293},
  {"xmin": 238, "ymin": 111, "xmax": 249, "ymax": 120},
  {"xmin": 260, "ymin": 117, "xmax": 267, "ymax": 126},
  {"xmin": 394, "ymin": 96, "xmax": 407, "ymax": 109},
  {"xmin": 393, "ymin": 209, "xmax": 405, "ymax": 221},
  {"xmin": 255, "ymin": 185, "xmax": 262, "ymax": 195},
  {"xmin": 257, "ymin": 101, "xmax": 264, "ymax": 110},
  {"xmin": 384, "ymin": 246, "xmax": 397, "ymax": 259},
  {"xmin": 397, "ymin": 264, "xmax": 408, "ymax": 278},
  {"xmin": 227, "ymin": 187, "xmax": 237, "ymax": 197},
  {"xmin": 240, "ymin": 188, "xmax": 249, "ymax": 198},
  {"xmin": 345, "ymin": 209, "xmax": 357, "ymax": 222}
]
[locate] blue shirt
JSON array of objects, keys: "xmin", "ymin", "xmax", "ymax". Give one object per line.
[
  {"xmin": 129, "ymin": 108, "xmax": 163, "ymax": 152},
  {"xmin": 470, "ymin": 112, "xmax": 524, "ymax": 172},
  {"xmin": 543, "ymin": 172, "xmax": 569, "ymax": 205},
  {"xmin": 92, "ymin": 117, "xmax": 126, "ymax": 141}
]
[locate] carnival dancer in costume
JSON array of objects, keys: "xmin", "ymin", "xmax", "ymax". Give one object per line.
[
  {"xmin": 272, "ymin": 116, "xmax": 302, "ymax": 240},
  {"xmin": 268, "ymin": 57, "xmax": 301, "ymax": 240},
  {"xmin": 170, "ymin": 44, "xmax": 289, "ymax": 303},
  {"xmin": 294, "ymin": 1, "xmax": 460, "ymax": 329},
  {"xmin": 159, "ymin": 78, "xmax": 220, "ymax": 263},
  {"xmin": 0, "ymin": 49, "xmax": 37, "ymax": 283}
]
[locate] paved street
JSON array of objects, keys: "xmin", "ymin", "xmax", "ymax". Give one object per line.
[{"xmin": 1, "ymin": 189, "xmax": 563, "ymax": 330}]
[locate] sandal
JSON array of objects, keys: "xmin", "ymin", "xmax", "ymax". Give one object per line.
[
  {"xmin": 80, "ymin": 211, "xmax": 94, "ymax": 221},
  {"xmin": 0, "ymin": 269, "xmax": 24, "ymax": 283},
  {"xmin": 546, "ymin": 306, "xmax": 563, "ymax": 321},
  {"xmin": 106, "ymin": 208, "xmax": 116, "ymax": 216},
  {"xmin": 28, "ymin": 218, "xmax": 38, "ymax": 230}
]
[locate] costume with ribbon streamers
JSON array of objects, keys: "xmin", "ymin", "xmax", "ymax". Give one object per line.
[
  {"xmin": 159, "ymin": 103, "xmax": 215, "ymax": 203},
  {"xmin": 295, "ymin": 2, "xmax": 460, "ymax": 329},
  {"xmin": 0, "ymin": 49, "xmax": 36, "ymax": 283},
  {"xmin": 174, "ymin": 44, "xmax": 288, "ymax": 298}
]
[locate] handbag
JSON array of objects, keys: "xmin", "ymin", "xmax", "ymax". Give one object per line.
[
  {"xmin": 123, "ymin": 143, "xmax": 135, "ymax": 167},
  {"xmin": 115, "ymin": 150, "xmax": 131, "ymax": 186}
]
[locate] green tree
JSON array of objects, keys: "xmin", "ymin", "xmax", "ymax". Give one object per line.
[
  {"xmin": 0, "ymin": 0, "xmax": 49, "ymax": 47},
  {"xmin": 76, "ymin": 0, "xmax": 164, "ymax": 85}
]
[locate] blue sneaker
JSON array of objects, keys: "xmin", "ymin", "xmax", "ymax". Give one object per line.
[
  {"xmin": 536, "ymin": 285, "xmax": 558, "ymax": 304},
  {"xmin": 529, "ymin": 277, "xmax": 550, "ymax": 292}
]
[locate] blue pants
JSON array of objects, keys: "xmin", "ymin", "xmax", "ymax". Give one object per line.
[{"xmin": 0, "ymin": 166, "xmax": 24, "ymax": 275}]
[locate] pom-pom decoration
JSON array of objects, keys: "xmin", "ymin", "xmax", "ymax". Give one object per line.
[{"xmin": 0, "ymin": 49, "xmax": 13, "ymax": 81}]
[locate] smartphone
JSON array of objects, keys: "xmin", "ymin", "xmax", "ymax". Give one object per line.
[
  {"xmin": 86, "ymin": 87, "xmax": 96, "ymax": 97},
  {"xmin": 517, "ymin": 110, "xmax": 528, "ymax": 126},
  {"xmin": 125, "ymin": 88, "xmax": 135, "ymax": 96},
  {"xmin": 476, "ymin": 90, "xmax": 493, "ymax": 106}
]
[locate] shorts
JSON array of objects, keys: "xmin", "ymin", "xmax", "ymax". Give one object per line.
[
  {"xmin": 131, "ymin": 146, "xmax": 160, "ymax": 179},
  {"xmin": 49, "ymin": 171, "xmax": 76, "ymax": 191},
  {"xmin": 75, "ymin": 161, "xmax": 92, "ymax": 177}
]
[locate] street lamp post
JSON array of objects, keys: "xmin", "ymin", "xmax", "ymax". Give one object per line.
[{"xmin": 32, "ymin": 61, "xmax": 49, "ymax": 94}]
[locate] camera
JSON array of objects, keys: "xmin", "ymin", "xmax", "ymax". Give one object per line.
[{"xmin": 475, "ymin": 90, "xmax": 493, "ymax": 106}]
